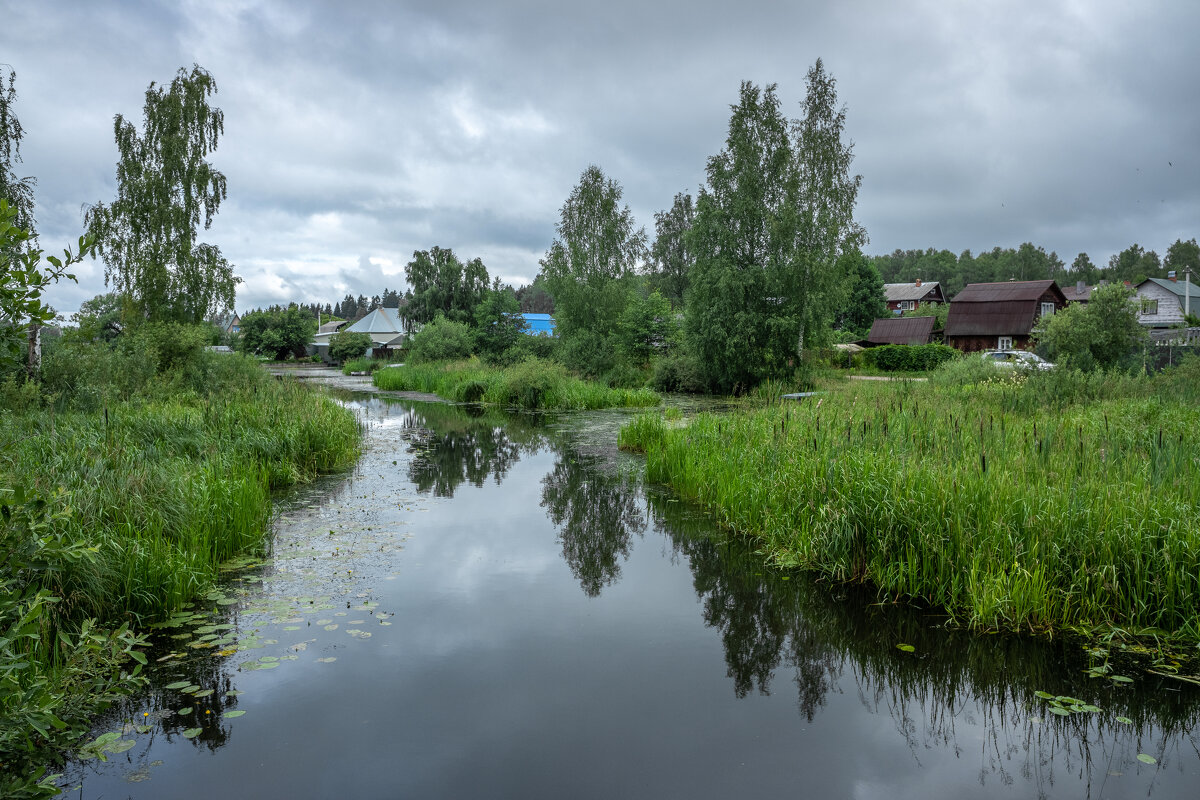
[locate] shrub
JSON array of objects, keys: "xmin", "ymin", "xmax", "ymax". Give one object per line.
[
  {"xmin": 650, "ymin": 351, "xmax": 705, "ymax": 393},
  {"xmin": 864, "ymin": 343, "xmax": 958, "ymax": 372},
  {"xmin": 329, "ymin": 330, "xmax": 372, "ymax": 362},
  {"xmin": 929, "ymin": 353, "xmax": 1006, "ymax": 388},
  {"xmin": 408, "ymin": 316, "xmax": 475, "ymax": 363}
]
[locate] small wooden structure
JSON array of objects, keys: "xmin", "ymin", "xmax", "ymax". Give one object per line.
[{"xmin": 865, "ymin": 316, "xmax": 937, "ymax": 346}]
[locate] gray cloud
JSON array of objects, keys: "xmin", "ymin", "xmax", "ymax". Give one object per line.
[{"xmin": 5, "ymin": 0, "xmax": 1197, "ymax": 315}]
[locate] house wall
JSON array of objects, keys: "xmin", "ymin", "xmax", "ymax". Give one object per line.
[
  {"xmin": 945, "ymin": 334, "xmax": 1034, "ymax": 353},
  {"xmin": 1136, "ymin": 282, "xmax": 1189, "ymax": 328}
]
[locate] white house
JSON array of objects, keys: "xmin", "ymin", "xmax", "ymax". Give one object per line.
[
  {"xmin": 310, "ymin": 307, "xmax": 418, "ymax": 360},
  {"xmin": 1134, "ymin": 277, "xmax": 1200, "ymax": 328}
]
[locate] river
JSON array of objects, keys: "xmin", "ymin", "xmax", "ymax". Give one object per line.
[{"xmin": 63, "ymin": 374, "xmax": 1200, "ymax": 798}]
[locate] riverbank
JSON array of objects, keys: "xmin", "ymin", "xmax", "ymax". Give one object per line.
[
  {"xmin": 620, "ymin": 362, "xmax": 1200, "ymax": 650},
  {"xmin": 1, "ymin": 354, "xmax": 362, "ymax": 797},
  {"xmin": 372, "ymin": 357, "xmax": 661, "ymax": 410}
]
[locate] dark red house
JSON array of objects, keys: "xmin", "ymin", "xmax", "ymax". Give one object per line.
[
  {"xmin": 944, "ymin": 280, "xmax": 1067, "ymax": 352},
  {"xmin": 884, "ymin": 280, "xmax": 946, "ymax": 312}
]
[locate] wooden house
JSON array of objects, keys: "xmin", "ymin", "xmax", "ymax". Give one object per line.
[
  {"xmin": 865, "ymin": 316, "xmax": 937, "ymax": 346},
  {"xmin": 1134, "ymin": 277, "xmax": 1200, "ymax": 328},
  {"xmin": 944, "ymin": 280, "xmax": 1066, "ymax": 352},
  {"xmin": 884, "ymin": 280, "xmax": 945, "ymax": 313}
]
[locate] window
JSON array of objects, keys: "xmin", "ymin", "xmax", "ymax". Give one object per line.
[
  {"xmin": 1041, "ymin": 302, "xmax": 1055, "ymax": 317},
  {"xmin": 1141, "ymin": 298, "xmax": 1158, "ymax": 315},
  {"xmin": 899, "ymin": 300, "xmax": 914, "ymax": 311},
  {"xmin": 998, "ymin": 336, "xmax": 1013, "ymax": 351}
]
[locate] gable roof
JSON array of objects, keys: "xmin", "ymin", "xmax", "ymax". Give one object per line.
[
  {"xmin": 951, "ymin": 280, "xmax": 1059, "ymax": 303},
  {"xmin": 1138, "ymin": 277, "xmax": 1200, "ymax": 301},
  {"xmin": 317, "ymin": 319, "xmax": 348, "ymax": 335},
  {"xmin": 866, "ymin": 316, "xmax": 936, "ymax": 345},
  {"xmin": 1061, "ymin": 284, "xmax": 1093, "ymax": 303},
  {"xmin": 884, "ymin": 282, "xmax": 942, "ymax": 303},
  {"xmin": 346, "ymin": 307, "xmax": 404, "ymax": 334}
]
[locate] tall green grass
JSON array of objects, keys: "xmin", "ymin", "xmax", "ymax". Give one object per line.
[
  {"xmin": 620, "ymin": 361, "xmax": 1200, "ymax": 640},
  {"xmin": 374, "ymin": 357, "xmax": 661, "ymax": 410}
]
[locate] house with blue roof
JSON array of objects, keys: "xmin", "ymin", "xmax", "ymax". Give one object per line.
[{"xmin": 521, "ymin": 313, "xmax": 556, "ymax": 337}]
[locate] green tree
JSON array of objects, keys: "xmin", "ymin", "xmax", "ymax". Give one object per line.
[
  {"xmin": 71, "ymin": 292, "xmax": 125, "ymax": 343},
  {"xmin": 1034, "ymin": 283, "xmax": 1146, "ymax": 370},
  {"xmin": 328, "ymin": 330, "xmax": 372, "ymax": 362},
  {"xmin": 1070, "ymin": 252, "xmax": 1100, "ymax": 285},
  {"xmin": 902, "ymin": 300, "xmax": 949, "ymax": 330},
  {"xmin": 237, "ymin": 305, "xmax": 317, "ymax": 360},
  {"xmin": 687, "ymin": 64, "xmax": 862, "ymax": 392},
  {"xmin": 473, "ymin": 280, "xmax": 527, "ymax": 360},
  {"xmin": 85, "ymin": 65, "xmax": 239, "ymax": 324},
  {"xmin": 1105, "ymin": 244, "xmax": 1159, "ymax": 284},
  {"xmin": 407, "ymin": 315, "xmax": 475, "ymax": 363},
  {"xmin": 540, "ymin": 165, "xmax": 647, "ymax": 375},
  {"xmin": 1164, "ymin": 238, "xmax": 1199, "ymax": 279},
  {"xmin": 403, "ymin": 246, "xmax": 489, "ymax": 326},
  {"xmin": 648, "ymin": 192, "xmax": 694, "ymax": 307},
  {"xmin": 617, "ymin": 288, "xmax": 678, "ymax": 368},
  {"xmin": 0, "ymin": 67, "xmax": 36, "ymax": 245},
  {"xmin": 515, "ymin": 275, "xmax": 555, "ymax": 314},
  {"xmin": 833, "ymin": 250, "xmax": 886, "ymax": 337},
  {"xmin": 0, "ymin": 202, "xmax": 89, "ymax": 374}
]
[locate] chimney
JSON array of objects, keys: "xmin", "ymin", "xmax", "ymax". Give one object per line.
[
  {"xmin": 1076, "ymin": 280, "xmax": 1086, "ymax": 294},
  {"xmin": 1168, "ymin": 270, "xmax": 1177, "ymax": 282},
  {"xmin": 915, "ymin": 278, "xmax": 922, "ymax": 287}
]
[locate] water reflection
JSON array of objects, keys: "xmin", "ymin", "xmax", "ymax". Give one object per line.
[{"xmin": 541, "ymin": 453, "xmax": 646, "ymax": 597}]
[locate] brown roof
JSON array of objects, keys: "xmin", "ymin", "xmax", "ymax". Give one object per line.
[
  {"xmin": 951, "ymin": 280, "xmax": 1058, "ymax": 303},
  {"xmin": 1062, "ymin": 284, "xmax": 1092, "ymax": 303},
  {"xmin": 945, "ymin": 281, "xmax": 1066, "ymax": 337},
  {"xmin": 867, "ymin": 316, "xmax": 936, "ymax": 345},
  {"xmin": 884, "ymin": 282, "xmax": 943, "ymax": 303}
]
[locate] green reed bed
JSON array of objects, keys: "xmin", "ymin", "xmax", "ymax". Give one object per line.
[
  {"xmin": 620, "ymin": 372, "xmax": 1200, "ymax": 641},
  {"xmin": 373, "ymin": 357, "xmax": 661, "ymax": 410}
]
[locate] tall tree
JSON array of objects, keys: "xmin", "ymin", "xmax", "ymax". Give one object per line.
[
  {"xmin": 404, "ymin": 246, "xmax": 490, "ymax": 326},
  {"xmin": 648, "ymin": 192, "xmax": 694, "ymax": 307},
  {"xmin": 687, "ymin": 64, "xmax": 862, "ymax": 392},
  {"xmin": 0, "ymin": 67, "xmax": 36, "ymax": 244},
  {"xmin": 85, "ymin": 65, "xmax": 239, "ymax": 324},
  {"xmin": 540, "ymin": 165, "xmax": 647, "ymax": 374},
  {"xmin": 1165, "ymin": 238, "xmax": 1199, "ymax": 279},
  {"xmin": 833, "ymin": 250, "xmax": 886, "ymax": 337}
]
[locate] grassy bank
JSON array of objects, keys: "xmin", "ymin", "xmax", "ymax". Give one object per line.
[
  {"xmin": 620, "ymin": 362, "xmax": 1200, "ymax": 642},
  {"xmin": 373, "ymin": 357, "xmax": 661, "ymax": 410},
  {"xmin": 1, "ymin": 351, "xmax": 361, "ymax": 796}
]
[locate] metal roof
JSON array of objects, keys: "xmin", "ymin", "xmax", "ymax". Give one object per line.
[
  {"xmin": 317, "ymin": 319, "xmax": 348, "ymax": 334},
  {"xmin": 1139, "ymin": 277, "xmax": 1200, "ymax": 300},
  {"xmin": 866, "ymin": 316, "xmax": 936, "ymax": 345},
  {"xmin": 884, "ymin": 282, "xmax": 942, "ymax": 303},
  {"xmin": 346, "ymin": 307, "xmax": 404, "ymax": 334},
  {"xmin": 951, "ymin": 280, "xmax": 1059, "ymax": 303}
]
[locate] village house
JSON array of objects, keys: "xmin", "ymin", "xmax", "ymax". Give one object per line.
[
  {"xmin": 883, "ymin": 280, "xmax": 946, "ymax": 313},
  {"xmin": 1133, "ymin": 275, "xmax": 1200, "ymax": 328},
  {"xmin": 309, "ymin": 306, "xmax": 416, "ymax": 360},
  {"xmin": 1061, "ymin": 280, "xmax": 1093, "ymax": 305},
  {"xmin": 944, "ymin": 279, "xmax": 1066, "ymax": 352}
]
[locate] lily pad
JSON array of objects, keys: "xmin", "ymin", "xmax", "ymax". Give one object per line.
[
  {"xmin": 1137, "ymin": 753, "xmax": 1157, "ymax": 765},
  {"xmin": 1034, "ymin": 691, "xmax": 1055, "ymax": 700},
  {"xmin": 895, "ymin": 643, "xmax": 915, "ymax": 653},
  {"xmin": 178, "ymin": 707, "xmax": 193, "ymax": 715},
  {"xmin": 324, "ymin": 624, "xmax": 339, "ymax": 631},
  {"xmin": 1115, "ymin": 716, "xmax": 1133, "ymax": 724},
  {"xmin": 223, "ymin": 710, "xmax": 246, "ymax": 719},
  {"xmin": 1049, "ymin": 707, "xmax": 1071, "ymax": 716},
  {"xmin": 193, "ymin": 689, "xmax": 214, "ymax": 698},
  {"xmin": 316, "ymin": 657, "xmax": 337, "ymax": 663},
  {"xmin": 165, "ymin": 681, "xmax": 191, "ymax": 690},
  {"xmin": 182, "ymin": 728, "xmax": 203, "ymax": 739},
  {"xmin": 107, "ymin": 739, "xmax": 137, "ymax": 754}
]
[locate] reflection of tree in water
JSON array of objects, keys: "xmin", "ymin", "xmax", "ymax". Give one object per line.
[
  {"xmin": 541, "ymin": 452, "xmax": 646, "ymax": 598},
  {"xmin": 403, "ymin": 403, "xmax": 546, "ymax": 497},
  {"xmin": 647, "ymin": 490, "xmax": 1200, "ymax": 797}
]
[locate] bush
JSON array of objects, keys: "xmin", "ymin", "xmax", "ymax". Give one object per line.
[
  {"xmin": 929, "ymin": 353, "xmax": 1006, "ymax": 388},
  {"xmin": 650, "ymin": 351, "xmax": 706, "ymax": 393},
  {"xmin": 864, "ymin": 343, "xmax": 958, "ymax": 372},
  {"xmin": 329, "ymin": 330, "xmax": 372, "ymax": 362},
  {"xmin": 408, "ymin": 316, "xmax": 475, "ymax": 363}
]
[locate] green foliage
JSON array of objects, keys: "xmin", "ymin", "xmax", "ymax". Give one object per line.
[
  {"xmin": 237, "ymin": 305, "xmax": 317, "ymax": 360},
  {"xmin": 1107, "ymin": 244, "xmax": 1160, "ymax": 285},
  {"xmin": 650, "ymin": 351, "xmax": 706, "ymax": 393},
  {"xmin": 407, "ymin": 315, "xmax": 475, "ymax": 363},
  {"xmin": 373, "ymin": 358, "xmax": 660, "ymax": 410},
  {"xmin": 540, "ymin": 165, "xmax": 647, "ymax": 375},
  {"xmin": 834, "ymin": 250, "xmax": 887, "ymax": 337},
  {"xmin": 863, "ymin": 343, "xmax": 958, "ymax": 372},
  {"xmin": 71, "ymin": 293, "xmax": 125, "ymax": 344},
  {"xmin": 648, "ymin": 192, "xmax": 694, "ymax": 306},
  {"xmin": 85, "ymin": 65, "xmax": 239, "ymax": 324},
  {"xmin": 1165, "ymin": 238, "xmax": 1199, "ymax": 276},
  {"xmin": 616, "ymin": 288, "xmax": 678, "ymax": 368},
  {"xmin": 404, "ymin": 246, "xmax": 489, "ymax": 326},
  {"xmin": 0, "ymin": 202, "xmax": 90, "ymax": 376},
  {"xmin": 686, "ymin": 64, "xmax": 862, "ymax": 394},
  {"xmin": 1035, "ymin": 283, "xmax": 1146, "ymax": 370},
  {"xmin": 621, "ymin": 376, "xmax": 1200, "ymax": 638},
  {"xmin": 0, "ymin": 67, "xmax": 36, "ymax": 243},
  {"xmin": 339, "ymin": 357, "xmax": 387, "ymax": 375},
  {"xmin": 328, "ymin": 330, "xmax": 372, "ymax": 362},
  {"xmin": 473, "ymin": 282, "xmax": 527, "ymax": 360}
]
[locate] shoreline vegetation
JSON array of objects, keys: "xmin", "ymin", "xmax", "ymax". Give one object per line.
[
  {"xmin": 1, "ymin": 350, "xmax": 362, "ymax": 797},
  {"xmin": 619, "ymin": 360, "xmax": 1200, "ymax": 650},
  {"xmin": 373, "ymin": 357, "xmax": 661, "ymax": 411}
]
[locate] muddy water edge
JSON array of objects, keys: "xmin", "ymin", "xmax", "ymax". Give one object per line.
[{"xmin": 61, "ymin": 367, "xmax": 1200, "ymax": 799}]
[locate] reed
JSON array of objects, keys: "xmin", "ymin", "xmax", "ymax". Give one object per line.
[
  {"xmin": 619, "ymin": 364, "xmax": 1200, "ymax": 640},
  {"xmin": 373, "ymin": 357, "xmax": 661, "ymax": 410}
]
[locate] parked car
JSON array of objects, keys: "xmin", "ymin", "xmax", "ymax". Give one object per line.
[{"xmin": 980, "ymin": 350, "xmax": 1054, "ymax": 370}]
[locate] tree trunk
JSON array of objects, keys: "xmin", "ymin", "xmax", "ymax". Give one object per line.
[{"xmin": 26, "ymin": 321, "xmax": 41, "ymax": 375}]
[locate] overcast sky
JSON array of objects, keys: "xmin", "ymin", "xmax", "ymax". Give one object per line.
[{"xmin": 5, "ymin": 0, "xmax": 1198, "ymax": 315}]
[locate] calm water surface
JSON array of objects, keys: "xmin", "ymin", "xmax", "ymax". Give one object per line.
[{"xmin": 63, "ymin": 387, "xmax": 1200, "ymax": 799}]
